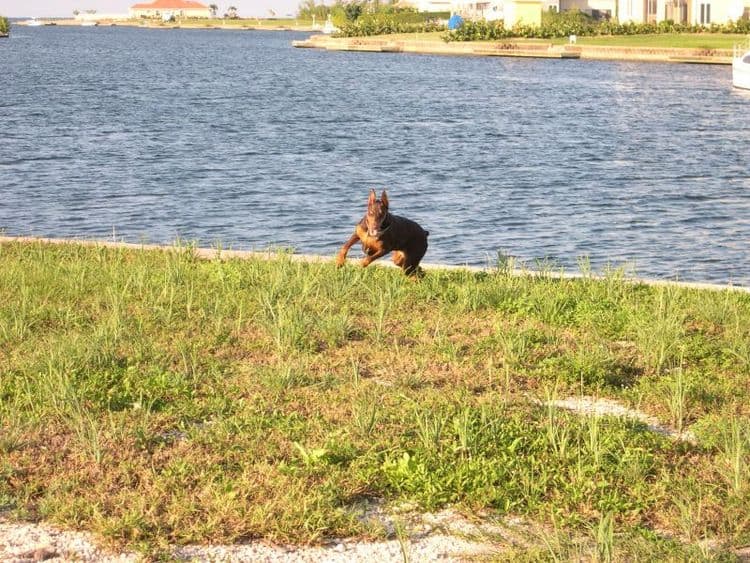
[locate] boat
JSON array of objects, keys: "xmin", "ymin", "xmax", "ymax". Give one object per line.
[
  {"xmin": 23, "ymin": 18, "xmax": 43, "ymax": 26},
  {"xmin": 80, "ymin": 20, "xmax": 97, "ymax": 26},
  {"xmin": 733, "ymin": 39, "xmax": 750, "ymax": 90},
  {"xmin": 321, "ymin": 15, "xmax": 338, "ymax": 35}
]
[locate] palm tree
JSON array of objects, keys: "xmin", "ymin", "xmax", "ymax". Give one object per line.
[
  {"xmin": 227, "ymin": 5, "xmax": 238, "ymax": 18},
  {"xmin": 209, "ymin": 3, "xmax": 218, "ymax": 17},
  {"xmin": 297, "ymin": 0, "xmax": 315, "ymax": 18}
]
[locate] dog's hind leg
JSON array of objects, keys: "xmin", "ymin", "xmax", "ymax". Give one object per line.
[
  {"xmin": 392, "ymin": 251, "xmax": 406, "ymax": 269},
  {"xmin": 402, "ymin": 240, "xmax": 428, "ymax": 277},
  {"xmin": 402, "ymin": 260, "xmax": 425, "ymax": 278}
]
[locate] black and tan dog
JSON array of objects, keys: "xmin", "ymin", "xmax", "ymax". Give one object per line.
[{"xmin": 336, "ymin": 189, "xmax": 429, "ymax": 276}]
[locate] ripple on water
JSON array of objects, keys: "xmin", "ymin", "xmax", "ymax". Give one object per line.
[{"xmin": 2, "ymin": 27, "xmax": 750, "ymax": 284}]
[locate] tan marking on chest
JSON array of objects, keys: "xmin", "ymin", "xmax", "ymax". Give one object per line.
[{"xmin": 356, "ymin": 225, "xmax": 387, "ymax": 254}]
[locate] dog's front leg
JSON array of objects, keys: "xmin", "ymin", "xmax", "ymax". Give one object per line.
[
  {"xmin": 336, "ymin": 232, "xmax": 361, "ymax": 267},
  {"xmin": 361, "ymin": 249, "xmax": 387, "ymax": 267}
]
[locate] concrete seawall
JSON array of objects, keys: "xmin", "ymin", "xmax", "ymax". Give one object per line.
[
  {"xmin": 293, "ymin": 34, "xmax": 734, "ymax": 65},
  {"xmin": 2, "ymin": 235, "xmax": 747, "ymax": 293}
]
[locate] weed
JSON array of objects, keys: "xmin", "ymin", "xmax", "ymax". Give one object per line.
[
  {"xmin": 584, "ymin": 412, "xmax": 603, "ymax": 468},
  {"xmin": 720, "ymin": 415, "xmax": 749, "ymax": 494},
  {"xmin": 544, "ymin": 385, "xmax": 571, "ymax": 459},
  {"xmin": 373, "ymin": 293, "xmax": 390, "ymax": 343},
  {"xmin": 495, "ymin": 250, "xmax": 516, "ymax": 277},
  {"xmin": 595, "ymin": 511, "xmax": 615, "ymax": 563},
  {"xmin": 661, "ymin": 365, "xmax": 691, "ymax": 434},
  {"xmin": 634, "ymin": 286, "xmax": 686, "ymax": 374},
  {"xmin": 261, "ymin": 361, "xmax": 310, "ymax": 392},
  {"xmin": 352, "ymin": 395, "xmax": 379, "ymax": 438},
  {"xmin": 260, "ymin": 296, "xmax": 314, "ymax": 352},
  {"xmin": 293, "ymin": 442, "xmax": 328, "ymax": 468},
  {"xmin": 393, "ymin": 518, "xmax": 411, "ymax": 563},
  {"xmin": 451, "ymin": 407, "xmax": 476, "ymax": 457},
  {"xmin": 414, "ymin": 407, "xmax": 446, "ymax": 453}
]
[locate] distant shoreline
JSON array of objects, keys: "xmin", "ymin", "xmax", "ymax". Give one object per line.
[
  {"xmin": 11, "ymin": 19, "xmax": 738, "ymax": 64},
  {"xmin": 14, "ymin": 18, "xmax": 316, "ymax": 32}
]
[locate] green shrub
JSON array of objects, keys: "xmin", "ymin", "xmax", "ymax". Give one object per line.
[
  {"xmin": 0, "ymin": 16, "xmax": 10, "ymax": 35},
  {"xmin": 335, "ymin": 14, "xmax": 445, "ymax": 37}
]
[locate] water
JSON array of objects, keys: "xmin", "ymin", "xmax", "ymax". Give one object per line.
[{"xmin": 3, "ymin": 26, "xmax": 750, "ymax": 284}]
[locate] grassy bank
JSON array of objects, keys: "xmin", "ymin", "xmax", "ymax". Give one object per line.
[
  {"xmin": 41, "ymin": 17, "xmax": 315, "ymax": 30},
  {"xmin": 549, "ymin": 32, "xmax": 745, "ymax": 48},
  {"xmin": 131, "ymin": 17, "xmax": 312, "ymax": 29},
  {"xmin": 168, "ymin": 17, "xmax": 313, "ymax": 29},
  {"xmin": 1, "ymin": 240, "xmax": 749, "ymax": 558}
]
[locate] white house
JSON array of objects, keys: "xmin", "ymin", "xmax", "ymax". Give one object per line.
[
  {"xmin": 129, "ymin": 0, "xmax": 211, "ymax": 19},
  {"xmin": 74, "ymin": 12, "xmax": 130, "ymax": 22},
  {"xmin": 408, "ymin": 0, "xmax": 454, "ymax": 11},
  {"xmin": 564, "ymin": 0, "xmax": 748, "ymax": 23},
  {"xmin": 408, "ymin": 0, "xmax": 749, "ymax": 23}
]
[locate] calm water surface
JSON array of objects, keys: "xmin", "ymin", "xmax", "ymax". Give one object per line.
[{"xmin": 2, "ymin": 26, "xmax": 749, "ymax": 284}]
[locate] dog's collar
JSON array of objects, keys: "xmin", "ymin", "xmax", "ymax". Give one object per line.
[
  {"xmin": 380, "ymin": 215, "xmax": 392, "ymax": 233},
  {"xmin": 368, "ymin": 214, "xmax": 392, "ymax": 238}
]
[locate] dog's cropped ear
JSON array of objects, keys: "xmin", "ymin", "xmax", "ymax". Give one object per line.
[
  {"xmin": 380, "ymin": 190, "xmax": 389, "ymax": 209},
  {"xmin": 368, "ymin": 189, "xmax": 377, "ymax": 207}
]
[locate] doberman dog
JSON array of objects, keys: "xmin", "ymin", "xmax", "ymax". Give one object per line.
[{"xmin": 336, "ymin": 189, "xmax": 429, "ymax": 276}]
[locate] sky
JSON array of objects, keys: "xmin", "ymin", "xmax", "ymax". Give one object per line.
[{"xmin": 0, "ymin": 0, "xmax": 301, "ymax": 18}]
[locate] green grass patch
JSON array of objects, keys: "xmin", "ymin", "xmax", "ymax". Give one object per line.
[
  {"xmin": 1, "ymin": 240, "xmax": 749, "ymax": 557},
  {"xmin": 551, "ymin": 32, "xmax": 743, "ymax": 49}
]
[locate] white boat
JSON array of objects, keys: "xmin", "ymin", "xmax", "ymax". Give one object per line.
[
  {"xmin": 23, "ymin": 18, "xmax": 43, "ymax": 26},
  {"xmin": 80, "ymin": 21, "xmax": 97, "ymax": 26},
  {"xmin": 321, "ymin": 15, "xmax": 338, "ymax": 35},
  {"xmin": 733, "ymin": 40, "xmax": 750, "ymax": 91}
]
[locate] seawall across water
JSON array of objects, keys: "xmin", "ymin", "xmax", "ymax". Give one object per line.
[
  {"xmin": 293, "ymin": 34, "xmax": 734, "ymax": 64},
  {"xmin": 2, "ymin": 236, "xmax": 747, "ymax": 294}
]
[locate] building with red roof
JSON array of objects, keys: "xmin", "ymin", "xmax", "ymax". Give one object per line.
[{"xmin": 129, "ymin": 0, "xmax": 211, "ymax": 19}]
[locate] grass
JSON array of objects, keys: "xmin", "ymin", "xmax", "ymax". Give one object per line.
[
  {"xmin": 550, "ymin": 32, "xmax": 745, "ymax": 49},
  {"xmin": 1, "ymin": 240, "xmax": 749, "ymax": 558},
  {"xmin": 187, "ymin": 17, "xmax": 314, "ymax": 28}
]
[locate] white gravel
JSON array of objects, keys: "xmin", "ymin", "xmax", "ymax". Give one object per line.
[
  {"xmin": 1, "ymin": 507, "xmax": 504, "ymax": 562},
  {"xmin": 0, "ymin": 518, "xmax": 137, "ymax": 562},
  {"xmin": 547, "ymin": 395, "xmax": 697, "ymax": 442}
]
